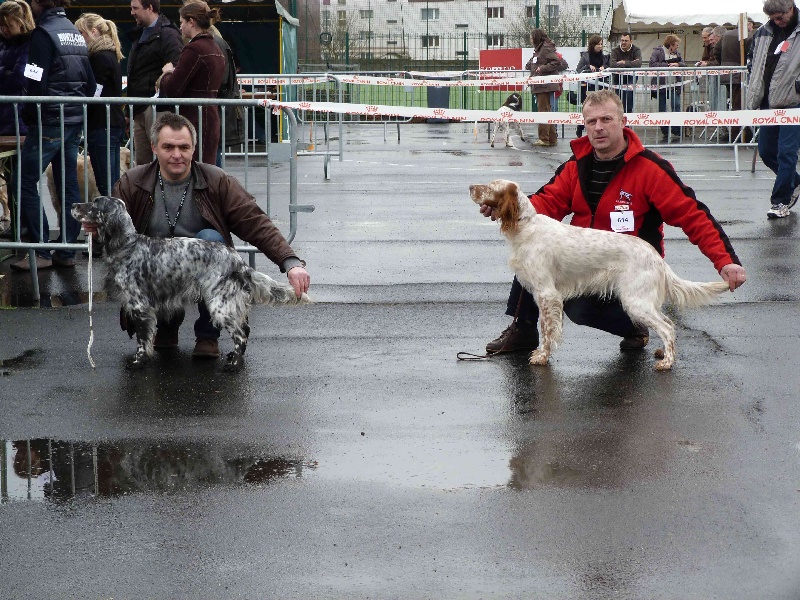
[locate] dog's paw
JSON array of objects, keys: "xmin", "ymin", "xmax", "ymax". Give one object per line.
[
  {"xmin": 223, "ymin": 352, "xmax": 245, "ymax": 373},
  {"xmin": 653, "ymin": 358, "xmax": 673, "ymax": 371},
  {"xmin": 528, "ymin": 349, "xmax": 550, "ymax": 366}
]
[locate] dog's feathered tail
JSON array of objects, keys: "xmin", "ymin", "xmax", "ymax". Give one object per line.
[
  {"xmin": 664, "ymin": 264, "xmax": 730, "ymax": 308},
  {"xmin": 247, "ymin": 269, "xmax": 310, "ymax": 305}
]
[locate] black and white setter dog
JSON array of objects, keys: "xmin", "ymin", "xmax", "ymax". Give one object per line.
[
  {"xmin": 490, "ymin": 92, "xmax": 526, "ymax": 148},
  {"xmin": 470, "ymin": 179, "xmax": 731, "ymax": 370},
  {"xmin": 72, "ymin": 196, "xmax": 309, "ymax": 372}
]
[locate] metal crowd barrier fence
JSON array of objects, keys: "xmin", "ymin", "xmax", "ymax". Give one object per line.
[{"xmin": 0, "ymin": 95, "xmax": 314, "ymax": 300}]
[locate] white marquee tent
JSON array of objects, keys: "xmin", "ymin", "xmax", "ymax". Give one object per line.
[{"xmin": 610, "ymin": 0, "xmax": 768, "ymax": 62}]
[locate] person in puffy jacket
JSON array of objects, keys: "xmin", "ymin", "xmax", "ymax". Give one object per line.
[
  {"xmin": 575, "ymin": 35, "xmax": 609, "ymax": 137},
  {"xmin": 10, "ymin": 0, "xmax": 95, "ymax": 272}
]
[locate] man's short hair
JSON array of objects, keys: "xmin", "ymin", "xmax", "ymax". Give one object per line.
[
  {"xmin": 140, "ymin": 0, "xmax": 161, "ymax": 13},
  {"xmin": 150, "ymin": 112, "xmax": 197, "ymax": 148},
  {"xmin": 711, "ymin": 26, "xmax": 727, "ymax": 38},
  {"xmin": 764, "ymin": 0, "xmax": 794, "ymax": 14},
  {"xmin": 620, "ymin": 33, "xmax": 631, "ymax": 40},
  {"xmin": 36, "ymin": 0, "xmax": 72, "ymax": 9},
  {"xmin": 702, "ymin": 26, "xmax": 714, "ymax": 35},
  {"xmin": 583, "ymin": 90, "xmax": 625, "ymax": 118}
]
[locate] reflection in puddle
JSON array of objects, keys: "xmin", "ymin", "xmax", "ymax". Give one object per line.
[{"xmin": 0, "ymin": 439, "xmax": 314, "ymax": 504}]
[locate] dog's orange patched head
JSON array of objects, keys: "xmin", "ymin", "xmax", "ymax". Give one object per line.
[{"xmin": 470, "ymin": 179, "xmax": 522, "ymax": 234}]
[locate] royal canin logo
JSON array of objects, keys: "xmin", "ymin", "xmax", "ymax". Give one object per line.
[
  {"xmin": 569, "ymin": 114, "xmax": 581, "ymax": 119},
  {"xmin": 366, "ymin": 105, "xmax": 379, "ymax": 114},
  {"xmin": 637, "ymin": 114, "xmax": 649, "ymax": 120},
  {"xmin": 775, "ymin": 109, "xmax": 787, "ymax": 116},
  {"xmin": 299, "ymin": 102, "xmax": 312, "ymax": 110},
  {"xmin": 433, "ymin": 109, "xmax": 446, "ymax": 116},
  {"xmin": 707, "ymin": 112, "xmax": 717, "ymax": 119}
]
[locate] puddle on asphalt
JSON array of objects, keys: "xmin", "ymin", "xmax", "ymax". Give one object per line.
[
  {"xmin": 1, "ymin": 349, "xmax": 44, "ymax": 376},
  {"xmin": 0, "ymin": 439, "xmax": 314, "ymax": 504}
]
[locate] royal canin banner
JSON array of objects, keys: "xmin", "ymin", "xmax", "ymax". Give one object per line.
[{"xmin": 478, "ymin": 48, "xmax": 535, "ymax": 91}]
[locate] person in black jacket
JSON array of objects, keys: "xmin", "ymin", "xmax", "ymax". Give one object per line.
[
  {"xmin": 10, "ymin": 0, "xmax": 95, "ymax": 272},
  {"xmin": 127, "ymin": 0, "xmax": 183, "ymax": 167},
  {"xmin": 75, "ymin": 13, "xmax": 125, "ymax": 196}
]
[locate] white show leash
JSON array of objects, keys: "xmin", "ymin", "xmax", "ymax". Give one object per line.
[{"xmin": 86, "ymin": 235, "xmax": 96, "ymax": 368}]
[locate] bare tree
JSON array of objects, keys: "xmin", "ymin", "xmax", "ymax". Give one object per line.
[{"xmin": 507, "ymin": 6, "xmax": 591, "ymax": 49}]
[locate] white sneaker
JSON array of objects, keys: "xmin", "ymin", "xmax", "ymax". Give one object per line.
[
  {"xmin": 789, "ymin": 184, "xmax": 800, "ymax": 209},
  {"xmin": 767, "ymin": 203, "xmax": 791, "ymax": 219}
]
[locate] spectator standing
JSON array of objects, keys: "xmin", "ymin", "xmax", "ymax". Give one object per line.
[
  {"xmin": 705, "ymin": 26, "xmax": 728, "ymax": 112},
  {"xmin": 74, "ymin": 13, "xmax": 125, "ymax": 196},
  {"xmin": 158, "ymin": 1, "xmax": 225, "ymax": 164},
  {"xmin": 0, "ymin": 0, "xmax": 35, "ymax": 137},
  {"xmin": 526, "ymin": 28, "xmax": 568, "ymax": 147},
  {"xmin": 575, "ymin": 35, "xmax": 609, "ymax": 137},
  {"xmin": 719, "ymin": 18, "xmax": 757, "ymax": 142},
  {"xmin": 609, "ymin": 33, "xmax": 642, "ymax": 113},
  {"xmin": 649, "ymin": 35, "xmax": 685, "ymax": 142},
  {"xmin": 10, "ymin": 0, "xmax": 95, "ymax": 272},
  {"xmin": 127, "ymin": 0, "xmax": 183, "ymax": 167},
  {"xmin": 747, "ymin": 0, "xmax": 800, "ymax": 219},
  {"xmin": 181, "ymin": 0, "xmax": 245, "ymax": 164},
  {"xmin": 696, "ymin": 27, "xmax": 714, "ymax": 66}
]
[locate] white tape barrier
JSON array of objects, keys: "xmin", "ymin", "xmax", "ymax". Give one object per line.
[{"xmin": 265, "ymin": 99, "xmax": 800, "ymax": 128}]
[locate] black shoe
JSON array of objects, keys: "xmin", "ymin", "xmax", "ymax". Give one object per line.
[
  {"xmin": 620, "ymin": 325, "xmax": 649, "ymax": 351},
  {"xmin": 486, "ymin": 321, "xmax": 539, "ymax": 355},
  {"xmin": 153, "ymin": 328, "xmax": 179, "ymax": 350}
]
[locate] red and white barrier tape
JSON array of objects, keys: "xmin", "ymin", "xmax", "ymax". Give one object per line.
[{"xmin": 265, "ymin": 100, "xmax": 800, "ymax": 127}]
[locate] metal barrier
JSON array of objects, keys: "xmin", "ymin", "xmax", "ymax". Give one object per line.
[{"xmin": 0, "ymin": 95, "xmax": 314, "ymax": 300}]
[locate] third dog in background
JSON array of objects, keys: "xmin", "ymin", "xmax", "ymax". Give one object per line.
[
  {"xmin": 490, "ymin": 93, "xmax": 526, "ymax": 148},
  {"xmin": 47, "ymin": 147, "xmax": 131, "ymax": 214}
]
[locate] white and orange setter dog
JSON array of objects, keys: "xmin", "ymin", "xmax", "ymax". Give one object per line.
[
  {"xmin": 470, "ymin": 179, "xmax": 731, "ymax": 370},
  {"xmin": 490, "ymin": 93, "xmax": 526, "ymax": 148}
]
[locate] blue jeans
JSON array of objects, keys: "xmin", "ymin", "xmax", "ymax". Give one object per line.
[
  {"xmin": 657, "ymin": 90, "xmax": 681, "ymax": 136},
  {"xmin": 18, "ymin": 124, "xmax": 82, "ymax": 260},
  {"xmin": 158, "ymin": 228, "xmax": 225, "ymax": 340},
  {"xmin": 757, "ymin": 123, "xmax": 800, "ymax": 205},
  {"xmin": 504, "ymin": 277, "xmax": 638, "ymax": 338},
  {"xmin": 86, "ymin": 127, "xmax": 124, "ymax": 196}
]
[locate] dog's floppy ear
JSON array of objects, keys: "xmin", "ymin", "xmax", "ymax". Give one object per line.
[{"xmin": 497, "ymin": 182, "xmax": 520, "ymax": 235}]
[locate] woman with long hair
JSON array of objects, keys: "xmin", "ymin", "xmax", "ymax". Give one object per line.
[
  {"xmin": 159, "ymin": 1, "xmax": 225, "ymax": 164},
  {"xmin": 74, "ymin": 12, "xmax": 126, "ymax": 196},
  {"xmin": 526, "ymin": 28, "xmax": 568, "ymax": 147},
  {"xmin": 575, "ymin": 35, "xmax": 609, "ymax": 137},
  {"xmin": 0, "ymin": 0, "xmax": 35, "ymax": 137}
]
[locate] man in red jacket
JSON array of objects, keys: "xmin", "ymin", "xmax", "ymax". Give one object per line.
[{"xmin": 479, "ymin": 89, "xmax": 747, "ymax": 355}]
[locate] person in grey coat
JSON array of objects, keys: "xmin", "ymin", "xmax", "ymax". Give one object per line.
[{"xmin": 748, "ymin": 0, "xmax": 800, "ymax": 218}]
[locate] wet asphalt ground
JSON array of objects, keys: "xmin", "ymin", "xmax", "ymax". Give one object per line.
[{"xmin": 1, "ymin": 124, "xmax": 799, "ymax": 599}]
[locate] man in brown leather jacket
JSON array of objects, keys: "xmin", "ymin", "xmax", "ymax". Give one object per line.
[{"xmin": 111, "ymin": 112, "xmax": 310, "ymax": 359}]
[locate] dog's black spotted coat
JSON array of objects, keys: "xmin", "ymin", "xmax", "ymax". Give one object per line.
[{"xmin": 72, "ymin": 196, "xmax": 308, "ymax": 372}]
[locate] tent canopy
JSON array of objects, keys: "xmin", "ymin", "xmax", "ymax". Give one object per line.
[{"xmin": 610, "ymin": 0, "xmax": 768, "ymax": 63}]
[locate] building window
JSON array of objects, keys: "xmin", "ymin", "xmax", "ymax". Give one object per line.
[
  {"xmin": 487, "ymin": 34, "xmax": 505, "ymax": 47},
  {"xmin": 359, "ymin": 52, "xmax": 374, "ymax": 59},
  {"xmin": 421, "ymin": 8, "xmax": 440, "ymax": 21},
  {"xmin": 337, "ymin": 0, "xmax": 345, "ymax": 5},
  {"xmin": 359, "ymin": 30, "xmax": 374, "ymax": 40},
  {"xmin": 359, "ymin": 9, "xmax": 373, "ymax": 19},
  {"xmin": 322, "ymin": 9, "xmax": 331, "ymax": 26},
  {"xmin": 545, "ymin": 5, "xmax": 559, "ymax": 27},
  {"xmin": 487, "ymin": 7, "xmax": 504, "ymax": 19},
  {"xmin": 421, "ymin": 35, "xmax": 440, "ymax": 48},
  {"xmin": 387, "ymin": 19, "xmax": 397, "ymax": 24},
  {"xmin": 526, "ymin": 5, "xmax": 535, "ymax": 18},
  {"xmin": 337, "ymin": 10, "xmax": 347, "ymax": 24},
  {"xmin": 581, "ymin": 4, "xmax": 602, "ymax": 17}
]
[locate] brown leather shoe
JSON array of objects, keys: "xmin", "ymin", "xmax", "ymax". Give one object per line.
[
  {"xmin": 9, "ymin": 256, "xmax": 52, "ymax": 271},
  {"xmin": 620, "ymin": 326, "xmax": 649, "ymax": 351},
  {"xmin": 486, "ymin": 321, "xmax": 539, "ymax": 355},
  {"xmin": 192, "ymin": 338, "xmax": 220, "ymax": 359},
  {"xmin": 153, "ymin": 328, "xmax": 179, "ymax": 350}
]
